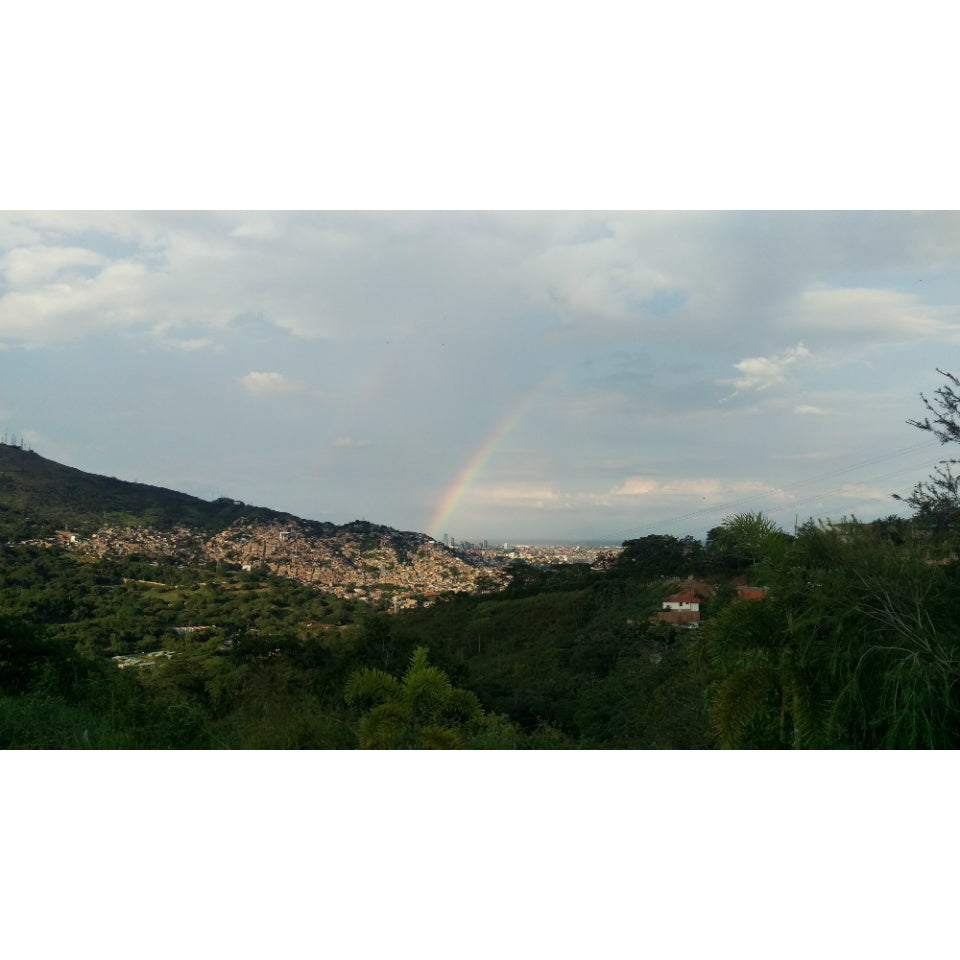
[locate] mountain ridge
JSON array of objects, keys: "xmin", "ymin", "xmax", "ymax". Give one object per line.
[
  {"xmin": 0, "ymin": 441, "xmax": 495, "ymax": 601},
  {"xmin": 0, "ymin": 441, "xmax": 417, "ymax": 540}
]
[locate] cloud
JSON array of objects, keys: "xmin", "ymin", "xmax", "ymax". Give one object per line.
[
  {"xmin": 333, "ymin": 437, "xmax": 371, "ymax": 448},
  {"xmin": 519, "ymin": 231, "xmax": 677, "ymax": 323},
  {"xmin": 0, "ymin": 260, "xmax": 153, "ymax": 343},
  {"xmin": 169, "ymin": 338, "xmax": 214, "ymax": 352},
  {"xmin": 471, "ymin": 482, "xmax": 563, "ymax": 507},
  {"xmin": 609, "ymin": 475, "xmax": 794, "ymax": 504},
  {"xmin": 721, "ymin": 342, "xmax": 812, "ymax": 397},
  {"xmin": 793, "ymin": 404, "xmax": 828, "ymax": 416},
  {"xmin": 787, "ymin": 287, "xmax": 955, "ymax": 345},
  {"xmin": 229, "ymin": 219, "xmax": 286, "ymax": 241},
  {"xmin": 610, "ymin": 476, "xmax": 726, "ymax": 500},
  {"xmin": 3, "ymin": 213, "xmax": 957, "ymax": 368},
  {"xmin": 238, "ymin": 371, "xmax": 300, "ymax": 396},
  {"xmin": 1, "ymin": 245, "xmax": 109, "ymax": 287}
]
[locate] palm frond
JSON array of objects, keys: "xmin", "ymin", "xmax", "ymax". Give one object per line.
[
  {"xmin": 443, "ymin": 687, "xmax": 485, "ymax": 724},
  {"xmin": 709, "ymin": 665, "xmax": 775, "ymax": 749},
  {"xmin": 344, "ymin": 668, "xmax": 402, "ymax": 712},
  {"xmin": 417, "ymin": 725, "xmax": 464, "ymax": 750},
  {"xmin": 357, "ymin": 701, "xmax": 411, "ymax": 749},
  {"xmin": 402, "ymin": 667, "xmax": 453, "ymax": 718},
  {"xmin": 403, "ymin": 646, "xmax": 432, "ymax": 681}
]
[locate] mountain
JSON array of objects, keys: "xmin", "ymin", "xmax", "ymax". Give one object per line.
[
  {"xmin": 0, "ymin": 441, "xmax": 494, "ymax": 599},
  {"xmin": 0, "ymin": 441, "xmax": 378, "ymax": 538}
]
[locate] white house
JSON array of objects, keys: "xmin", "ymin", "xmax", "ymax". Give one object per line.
[{"xmin": 661, "ymin": 591, "xmax": 701, "ymax": 612}]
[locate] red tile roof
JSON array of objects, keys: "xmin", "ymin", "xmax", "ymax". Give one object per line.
[{"xmin": 662, "ymin": 591, "xmax": 701, "ymax": 604}]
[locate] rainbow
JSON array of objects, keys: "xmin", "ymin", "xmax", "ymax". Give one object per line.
[{"xmin": 428, "ymin": 375, "xmax": 557, "ymax": 537}]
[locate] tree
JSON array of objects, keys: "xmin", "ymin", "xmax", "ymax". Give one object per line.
[
  {"xmin": 710, "ymin": 512, "xmax": 790, "ymax": 580},
  {"xmin": 618, "ymin": 534, "xmax": 701, "ymax": 580},
  {"xmin": 344, "ymin": 646, "xmax": 486, "ymax": 749},
  {"xmin": 695, "ymin": 592, "xmax": 824, "ymax": 748},
  {"xmin": 896, "ymin": 369, "xmax": 960, "ymax": 533},
  {"xmin": 697, "ymin": 521, "xmax": 960, "ymax": 748},
  {"xmin": 0, "ymin": 616, "xmax": 57, "ymax": 695}
]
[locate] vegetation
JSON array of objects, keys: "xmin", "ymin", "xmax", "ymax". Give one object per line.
[
  {"xmin": 894, "ymin": 368, "xmax": 960, "ymax": 533},
  {"xmin": 4, "ymin": 372, "xmax": 960, "ymax": 747},
  {"xmin": 698, "ymin": 521, "xmax": 960, "ymax": 748}
]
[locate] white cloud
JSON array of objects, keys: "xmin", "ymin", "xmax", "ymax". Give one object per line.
[
  {"xmin": 3, "ymin": 214, "xmax": 956, "ymax": 364},
  {"xmin": 721, "ymin": 342, "xmax": 812, "ymax": 397},
  {"xmin": 610, "ymin": 476, "xmax": 733, "ymax": 500},
  {"xmin": 1, "ymin": 245, "xmax": 109, "ymax": 287},
  {"xmin": 169, "ymin": 338, "xmax": 213, "ymax": 352},
  {"xmin": 229, "ymin": 219, "xmax": 286, "ymax": 241},
  {"xmin": 793, "ymin": 404, "xmax": 828, "ymax": 416},
  {"xmin": 609, "ymin": 475, "xmax": 794, "ymax": 504},
  {"xmin": 519, "ymin": 232, "xmax": 676, "ymax": 323},
  {"xmin": 0, "ymin": 259, "xmax": 152, "ymax": 343},
  {"xmin": 788, "ymin": 287, "xmax": 955, "ymax": 344},
  {"xmin": 239, "ymin": 371, "xmax": 299, "ymax": 396},
  {"xmin": 472, "ymin": 482, "xmax": 563, "ymax": 507},
  {"xmin": 830, "ymin": 483, "xmax": 895, "ymax": 503}
]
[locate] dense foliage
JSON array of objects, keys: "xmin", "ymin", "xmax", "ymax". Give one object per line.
[
  {"xmin": 3, "ymin": 510, "xmax": 960, "ymax": 748},
  {"xmin": 0, "ymin": 541, "xmax": 709, "ymax": 748}
]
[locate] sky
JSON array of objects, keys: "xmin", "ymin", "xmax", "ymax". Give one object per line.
[{"xmin": 1, "ymin": 210, "xmax": 958, "ymax": 544}]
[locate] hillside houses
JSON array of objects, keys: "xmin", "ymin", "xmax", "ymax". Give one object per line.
[
  {"xmin": 653, "ymin": 589, "xmax": 708, "ymax": 628},
  {"xmin": 651, "ymin": 581, "xmax": 766, "ymax": 628},
  {"xmin": 55, "ymin": 519, "xmax": 503, "ymax": 604}
]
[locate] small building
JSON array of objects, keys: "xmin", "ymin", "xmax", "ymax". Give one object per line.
[
  {"xmin": 651, "ymin": 590, "xmax": 706, "ymax": 628},
  {"xmin": 660, "ymin": 591, "xmax": 702, "ymax": 612}
]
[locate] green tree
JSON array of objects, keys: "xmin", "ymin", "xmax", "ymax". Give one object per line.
[
  {"xmin": 696, "ymin": 595, "xmax": 826, "ymax": 748},
  {"xmin": 344, "ymin": 646, "xmax": 486, "ymax": 749},
  {"xmin": 698, "ymin": 522, "xmax": 960, "ymax": 748},
  {"xmin": 0, "ymin": 616, "xmax": 53, "ymax": 695},
  {"xmin": 895, "ymin": 369, "xmax": 960, "ymax": 534},
  {"xmin": 618, "ymin": 534, "xmax": 701, "ymax": 580},
  {"xmin": 710, "ymin": 512, "xmax": 791, "ymax": 580}
]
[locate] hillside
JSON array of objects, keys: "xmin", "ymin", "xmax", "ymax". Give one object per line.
[
  {"xmin": 0, "ymin": 441, "xmax": 294, "ymax": 538},
  {"xmin": 0, "ymin": 441, "xmax": 495, "ymax": 600}
]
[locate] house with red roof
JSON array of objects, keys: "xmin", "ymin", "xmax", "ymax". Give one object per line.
[
  {"xmin": 651, "ymin": 589, "xmax": 707, "ymax": 628},
  {"xmin": 660, "ymin": 590, "xmax": 702, "ymax": 612}
]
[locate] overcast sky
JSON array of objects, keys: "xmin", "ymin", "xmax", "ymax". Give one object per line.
[{"xmin": 1, "ymin": 210, "xmax": 957, "ymax": 543}]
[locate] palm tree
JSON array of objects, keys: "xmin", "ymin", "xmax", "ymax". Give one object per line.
[{"xmin": 344, "ymin": 647, "xmax": 486, "ymax": 749}]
